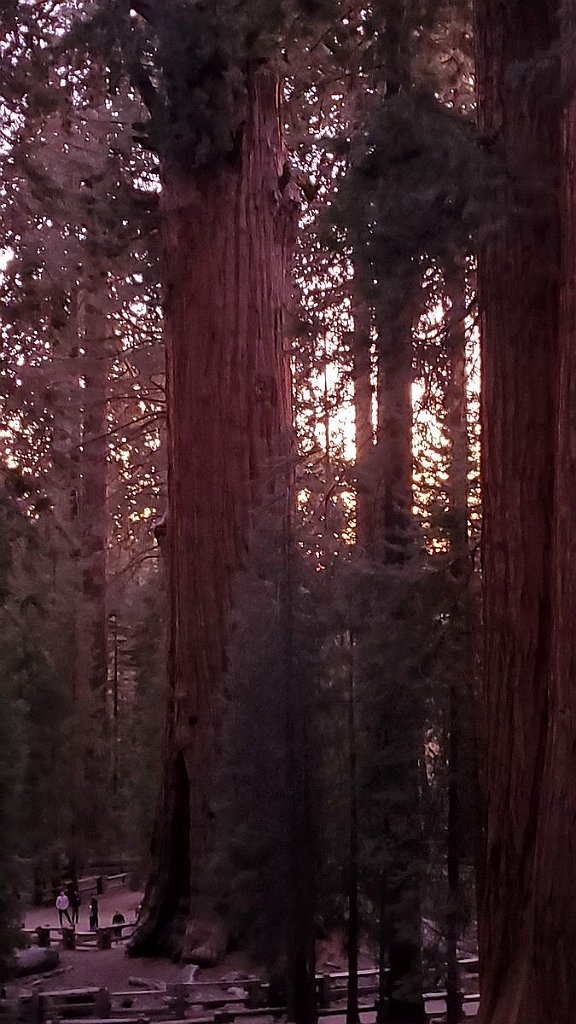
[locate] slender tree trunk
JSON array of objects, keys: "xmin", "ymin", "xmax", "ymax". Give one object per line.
[
  {"xmin": 283, "ymin": 486, "xmax": 317, "ymax": 1024},
  {"xmin": 374, "ymin": 285, "xmax": 426, "ymax": 1024},
  {"xmin": 129, "ymin": 71, "xmax": 298, "ymax": 961},
  {"xmin": 475, "ymin": 0, "xmax": 561, "ymax": 1020},
  {"xmin": 445, "ymin": 267, "xmax": 468, "ymax": 558},
  {"xmin": 80, "ymin": 290, "xmax": 109, "ymax": 704},
  {"xmin": 50, "ymin": 296, "xmax": 83, "ymax": 872},
  {"xmin": 352, "ymin": 301, "xmax": 374, "ymax": 549},
  {"xmin": 376, "ymin": 877, "xmax": 389, "ymax": 1024},
  {"xmin": 74, "ymin": 285, "xmax": 111, "ymax": 861},
  {"xmin": 444, "ymin": 264, "xmax": 468, "ymax": 1024},
  {"xmin": 375, "ymin": 293, "xmax": 415, "ymax": 557},
  {"xmin": 346, "ymin": 634, "xmax": 360, "ymax": 1024}
]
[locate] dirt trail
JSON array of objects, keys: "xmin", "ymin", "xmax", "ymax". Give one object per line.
[{"xmin": 9, "ymin": 909, "xmax": 365, "ymax": 1004}]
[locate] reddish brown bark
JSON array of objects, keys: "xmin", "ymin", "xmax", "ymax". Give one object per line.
[
  {"xmin": 352, "ymin": 301, "xmax": 374, "ymax": 549},
  {"xmin": 80, "ymin": 294, "xmax": 109, "ymax": 703},
  {"xmin": 129, "ymin": 71, "xmax": 297, "ymax": 960},
  {"xmin": 475, "ymin": 0, "xmax": 562, "ymax": 1021},
  {"xmin": 528, "ymin": 10, "xmax": 576, "ymax": 1018}
]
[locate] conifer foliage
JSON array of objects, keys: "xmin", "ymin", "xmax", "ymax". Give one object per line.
[{"xmin": 2, "ymin": 2, "xmax": 561, "ymax": 1023}]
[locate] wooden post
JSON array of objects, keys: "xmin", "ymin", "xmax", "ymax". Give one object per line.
[
  {"xmin": 246, "ymin": 980, "xmax": 262, "ymax": 1009},
  {"xmin": 36, "ymin": 927, "xmax": 51, "ymax": 948},
  {"xmin": 318, "ymin": 975, "xmax": 331, "ymax": 1009},
  {"xmin": 96, "ymin": 927, "xmax": 112, "ymax": 950},
  {"xmin": 61, "ymin": 928, "xmax": 76, "ymax": 951},
  {"xmin": 167, "ymin": 984, "xmax": 187, "ymax": 1018},
  {"xmin": 28, "ymin": 991, "xmax": 41, "ymax": 1024},
  {"xmin": 95, "ymin": 988, "xmax": 111, "ymax": 1017},
  {"xmin": 214, "ymin": 1012, "xmax": 234, "ymax": 1024}
]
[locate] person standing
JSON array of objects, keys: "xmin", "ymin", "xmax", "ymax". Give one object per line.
[
  {"xmin": 68, "ymin": 887, "xmax": 81, "ymax": 925},
  {"xmin": 111, "ymin": 910, "xmax": 125, "ymax": 939},
  {"xmin": 55, "ymin": 891, "xmax": 71, "ymax": 927},
  {"xmin": 89, "ymin": 897, "xmax": 99, "ymax": 931}
]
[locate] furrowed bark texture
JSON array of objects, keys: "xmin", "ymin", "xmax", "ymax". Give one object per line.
[
  {"xmin": 475, "ymin": 0, "xmax": 562, "ymax": 1020},
  {"xmin": 530, "ymin": 6, "xmax": 576, "ymax": 1017},
  {"xmin": 129, "ymin": 72, "xmax": 296, "ymax": 961}
]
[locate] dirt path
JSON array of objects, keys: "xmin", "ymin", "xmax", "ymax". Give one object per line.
[{"xmin": 8, "ymin": 911, "xmax": 373, "ymax": 1008}]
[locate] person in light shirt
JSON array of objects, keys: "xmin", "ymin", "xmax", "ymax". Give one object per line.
[{"xmin": 55, "ymin": 891, "xmax": 71, "ymax": 927}]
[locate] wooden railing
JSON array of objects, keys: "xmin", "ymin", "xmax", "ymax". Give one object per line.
[
  {"xmin": 16, "ymin": 961, "xmax": 480, "ymax": 1024},
  {"xmin": 36, "ymin": 874, "xmax": 132, "ymax": 906},
  {"xmin": 23, "ymin": 923, "xmax": 136, "ymax": 950}
]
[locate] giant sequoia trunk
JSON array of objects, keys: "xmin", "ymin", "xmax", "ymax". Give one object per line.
[
  {"xmin": 534, "ymin": 26, "xmax": 576, "ymax": 1016},
  {"xmin": 129, "ymin": 72, "xmax": 297, "ymax": 961},
  {"xmin": 475, "ymin": 0, "xmax": 564, "ymax": 1020}
]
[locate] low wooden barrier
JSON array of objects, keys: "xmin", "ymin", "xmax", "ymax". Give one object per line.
[
  {"xmin": 17, "ymin": 962, "xmax": 480, "ymax": 1024},
  {"xmin": 36, "ymin": 875, "xmax": 131, "ymax": 907},
  {"xmin": 22, "ymin": 924, "xmax": 136, "ymax": 951}
]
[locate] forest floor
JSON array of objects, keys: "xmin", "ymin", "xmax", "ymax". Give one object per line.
[
  {"xmin": 10, "ymin": 893, "xmax": 371, "ymax": 996},
  {"xmin": 8, "ymin": 895, "xmax": 479, "ymax": 1019}
]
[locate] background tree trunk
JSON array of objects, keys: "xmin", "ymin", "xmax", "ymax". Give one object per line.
[
  {"xmin": 444, "ymin": 264, "xmax": 468, "ymax": 1024},
  {"xmin": 375, "ymin": 290, "xmax": 415, "ymax": 556},
  {"xmin": 129, "ymin": 71, "xmax": 297, "ymax": 961},
  {"xmin": 352, "ymin": 300, "xmax": 374, "ymax": 550},
  {"xmin": 346, "ymin": 634, "xmax": 360, "ymax": 1024},
  {"xmin": 375, "ymin": 286, "xmax": 426, "ymax": 1024},
  {"xmin": 475, "ymin": 0, "xmax": 561, "ymax": 1020},
  {"xmin": 80, "ymin": 288, "xmax": 109, "ymax": 704}
]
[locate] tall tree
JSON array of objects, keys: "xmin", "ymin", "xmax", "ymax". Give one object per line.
[
  {"xmin": 474, "ymin": 0, "xmax": 566, "ymax": 1021},
  {"xmin": 443, "ymin": 262, "xmax": 470, "ymax": 1024},
  {"xmin": 122, "ymin": 3, "xmax": 300, "ymax": 960}
]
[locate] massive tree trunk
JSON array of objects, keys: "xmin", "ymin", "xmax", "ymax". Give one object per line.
[
  {"xmin": 129, "ymin": 71, "xmax": 297, "ymax": 961},
  {"xmin": 533, "ymin": 28, "xmax": 576, "ymax": 1016},
  {"xmin": 475, "ymin": 0, "xmax": 562, "ymax": 1020}
]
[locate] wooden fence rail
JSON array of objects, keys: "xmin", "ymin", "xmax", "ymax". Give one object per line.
[
  {"xmin": 36, "ymin": 875, "xmax": 132, "ymax": 906},
  {"xmin": 16, "ymin": 961, "xmax": 480, "ymax": 1024},
  {"xmin": 23, "ymin": 924, "xmax": 136, "ymax": 951}
]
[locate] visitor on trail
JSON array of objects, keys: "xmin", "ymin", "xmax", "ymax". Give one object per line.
[
  {"xmin": 55, "ymin": 891, "xmax": 71, "ymax": 927},
  {"xmin": 112, "ymin": 910, "xmax": 125, "ymax": 938},
  {"xmin": 89, "ymin": 897, "xmax": 99, "ymax": 931},
  {"xmin": 67, "ymin": 885, "xmax": 81, "ymax": 925}
]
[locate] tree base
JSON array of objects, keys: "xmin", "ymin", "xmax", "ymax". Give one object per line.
[
  {"xmin": 127, "ymin": 910, "xmax": 229, "ymax": 968},
  {"xmin": 182, "ymin": 917, "xmax": 229, "ymax": 966}
]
